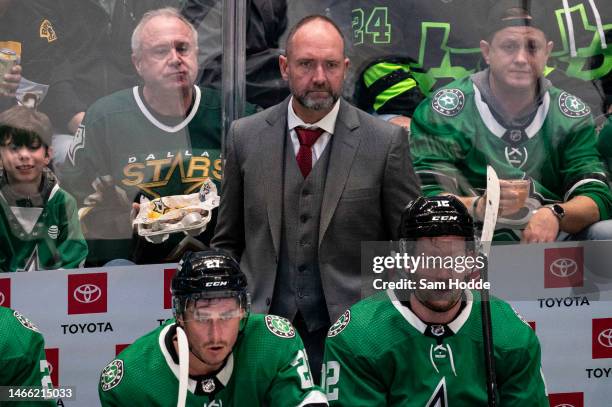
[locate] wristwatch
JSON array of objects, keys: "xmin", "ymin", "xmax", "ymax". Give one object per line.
[{"xmin": 545, "ymin": 204, "xmax": 565, "ymax": 222}]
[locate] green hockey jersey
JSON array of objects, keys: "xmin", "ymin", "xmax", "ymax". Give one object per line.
[
  {"xmin": 0, "ymin": 168, "xmax": 87, "ymax": 272},
  {"xmin": 61, "ymin": 85, "xmax": 256, "ymax": 264},
  {"xmin": 411, "ymin": 74, "xmax": 612, "ymax": 239},
  {"xmin": 322, "ymin": 290, "xmax": 548, "ymax": 407},
  {"xmin": 0, "ymin": 306, "xmax": 54, "ymax": 406},
  {"xmin": 99, "ymin": 314, "xmax": 328, "ymax": 406}
]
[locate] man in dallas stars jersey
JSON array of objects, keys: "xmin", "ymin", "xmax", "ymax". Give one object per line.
[
  {"xmin": 98, "ymin": 249, "xmax": 328, "ymax": 407},
  {"xmin": 410, "ymin": 0, "xmax": 612, "ymax": 242},
  {"xmin": 321, "ymin": 195, "xmax": 549, "ymax": 406}
]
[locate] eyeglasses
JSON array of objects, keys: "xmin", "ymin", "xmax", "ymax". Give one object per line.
[{"xmin": 143, "ymin": 42, "xmax": 194, "ymax": 60}]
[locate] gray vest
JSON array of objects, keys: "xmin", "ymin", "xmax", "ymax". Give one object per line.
[{"xmin": 270, "ymin": 133, "xmax": 331, "ymax": 332}]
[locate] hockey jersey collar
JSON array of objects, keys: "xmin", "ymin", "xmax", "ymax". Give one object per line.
[
  {"xmin": 133, "ymin": 85, "xmax": 202, "ymax": 133},
  {"xmin": 387, "ymin": 289, "xmax": 473, "ymax": 335},
  {"xmin": 158, "ymin": 323, "xmax": 234, "ymax": 395}
]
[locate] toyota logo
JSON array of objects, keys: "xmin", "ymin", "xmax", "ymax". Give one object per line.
[
  {"xmin": 549, "ymin": 258, "xmax": 578, "ymax": 278},
  {"xmin": 598, "ymin": 328, "xmax": 612, "ymax": 348},
  {"xmin": 46, "ymin": 361, "xmax": 54, "ymax": 375},
  {"xmin": 73, "ymin": 284, "xmax": 102, "ymax": 304},
  {"xmin": 0, "ymin": 292, "xmax": 5, "ymax": 306},
  {"xmin": 554, "ymin": 404, "xmax": 575, "ymax": 407}
]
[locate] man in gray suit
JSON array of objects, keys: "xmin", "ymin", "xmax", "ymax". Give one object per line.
[{"xmin": 212, "ymin": 15, "xmax": 420, "ymax": 378}]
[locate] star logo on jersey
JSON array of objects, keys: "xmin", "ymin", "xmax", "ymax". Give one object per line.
[
  {"xmin": 39, "ymin": 19, "xmax": 57, "ymax": 42},
  {"xmin": 559, "ymin": 92, "xmax": 590, "ymax": 118},
  {"xmin": 13, "ymin": 310, "xmax": 40, "ymax": 332},
  {"xmin": 16, "ymin": 246, "xmax": 40, "ymax": 272},
  {"xmin": 432, "ymin": 89, "xmax": 465, "ymax": 117},
  {"xmin": 202, "ymin": 378, "xmax": 216, "ymax": 393},
  {"xmin": 67, "ymin": 125, "xmax": 85, "ymax": 167},
  {"xmin": 265, "ymin": 315, "xmax": 295, "ymax": 338},
  {"xmin": 504, "ymin": 146, "xmax": 528, "ymax": 168},
  {"xmin": 328, "ymin": 310, "xmax": 351, "ymax": 337},
  {"xmin": 100, "ymin": 359, "xmax": 124, "ymax": 392}
]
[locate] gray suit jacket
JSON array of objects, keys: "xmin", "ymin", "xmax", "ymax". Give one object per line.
[{"xmin": 212, "ymin": 97, "xmax": 420, "ymax": 321}]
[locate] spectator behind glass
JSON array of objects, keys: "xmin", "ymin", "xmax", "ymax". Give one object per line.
[
  {"xmin": 182, "ymin": 0, "xmax": 289, "ymax": 108},
  {"xmin": 0, "ymin": 0, "xmax": 83, "ymax": 134},
  {"xmin": 0, "ymin": 105, "xmax": 87, "ymax": 271},
  {"xmin": 55, "ymin": 0, "xmax": 183, "ymax": 135},
  {"xmin": 410, "ymin": 0, "xmax": 612, "ymax": 243}
]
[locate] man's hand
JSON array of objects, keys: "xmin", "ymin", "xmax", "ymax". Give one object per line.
[
  {"xmin": 0, "ymin": 64, "xmax": 21, "ymax": 97},
  {"xmin": 521, "ymin": 207, "xmax": 560, "ymax": 243},
  {"xmin": 389, "ymin": 115, "xmax": 411, "ymax": 129}
]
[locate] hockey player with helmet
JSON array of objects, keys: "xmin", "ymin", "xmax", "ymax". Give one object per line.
[
  {"xmin": 410, "ymin": 0, "xmax": 612, "ymax": 242},
  {"xmin": 321, "ymin": 195, "xmax": 549, "ymax": 406},
  {"xmin": 0, "ymin": 306, "xmax": 54, "ymax": 405},
  {"xmin": 98, "ymin": 249, "xmax": 328, "ymax": 406}
]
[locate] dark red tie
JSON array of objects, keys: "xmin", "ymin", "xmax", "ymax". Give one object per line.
[{"xmin": 295, "ymin": 127, "xmax": 324, "ymax": 178}]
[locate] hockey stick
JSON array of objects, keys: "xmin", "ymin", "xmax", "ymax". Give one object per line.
[
  {"xmin": 176, "ymin": 326, "xmax": 190, "ymax": 407},
  {"xmin": 480, "ymin": 165, "xmax": 500, "ymax": 407}
]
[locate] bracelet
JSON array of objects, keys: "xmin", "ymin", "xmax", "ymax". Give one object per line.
[{"xmin": 471, "ymin": 195, "xmax": 482, "ymax": 220}]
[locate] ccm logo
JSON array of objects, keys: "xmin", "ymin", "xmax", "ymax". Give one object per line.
[
  {"xmin": 432, "ymin": 216, "xmax": 457, "ymax": 221},
  {"xmin": 205, "ymin": 281, "xmax": 228, "ymax": 287}
]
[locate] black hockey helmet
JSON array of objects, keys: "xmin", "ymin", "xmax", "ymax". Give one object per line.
[
  {"xmin": 172, "ymin": 249, "xmax": 250, "ymax": 320},
  {"xmin": 399, "ymin": 195, "xmax": 475, "ymax": 241}
]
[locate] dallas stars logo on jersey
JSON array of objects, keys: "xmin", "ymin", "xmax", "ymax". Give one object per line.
[
  {"xmin": 432, "ymin": 89, "xmax": 465, "ymax": 116},
  {"xmin": 559, "ymin": 92, "xmax": 590, "ymax": 118},
  {"xmin": 265, "ymin": 315, "xmax": 295, "ymax": 338},
  {"xmin": 328, "ymin": 310, "xmax": 351, "ymax": 337},
  {"xmin": 100, "ymin": 360, "xmax": 124, "ymax": 392}
]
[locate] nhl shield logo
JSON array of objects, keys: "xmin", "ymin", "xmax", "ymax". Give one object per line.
[
  {"xmin": 265, "ymin": 315, "xmax": 295, "ymax": 338},
  {"xmin": 48, "ymin": 225, "xmax": 59, "ymax": 240},
  {"xmin": 559, "ymin": 92, "xmax": 590, "ymax": 118},
  {"xmin": 13, "ymin": 310, "xmax": 40, "ymax": 332},
  {"xmin": 430, "ymin": 325, "xmax": 445, "ymax": 337},
  {"xmin": 100, "ymin": 360, "xmax": 124, "ymax": 391},
  {"xmin": 432, "ymin": 89, "xmax": 465, "ymax": 117},
  {"xmin": 202, "ymin": 378, "xmax": 216, "ymax": 393},
  {"xmin": 328, "ymin": 310, "xmax": 351, "ymax": 337},
  {"xmin": 504, "ymin": 146, "xmax": 528, "ymax": 168}
]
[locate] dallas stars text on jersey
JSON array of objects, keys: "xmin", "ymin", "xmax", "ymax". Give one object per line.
[
  {"xmin": 99, "ymin": 314, "xmax": 327, "ymax": 406},
  {"xmin": 322, "ymin": 290, "xmax": 548, "ymax": 406}
]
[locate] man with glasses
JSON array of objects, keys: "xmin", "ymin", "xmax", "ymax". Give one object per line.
[
  {"xmin": 62, "ymin": 8, "xmax": 255, "ymax": 265},
  {"xmin": 98, "ymin": 250, "xmax": 328, "ymax": 406}
]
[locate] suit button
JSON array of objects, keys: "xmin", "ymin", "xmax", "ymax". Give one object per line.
[
  {"xmin": 298, "ymin": 291, "xmax": 304, "ymax": 298},
  {"xmin": 265, "ymin": 297, "xmax": 271, "ymax": 306},
  {"xmin": 300, "ymin": 214, "xmax": 309, "ymax": 223},
  {"xmin": 298, "ymin": 265, "xmax": 306, "ymax": 273}
]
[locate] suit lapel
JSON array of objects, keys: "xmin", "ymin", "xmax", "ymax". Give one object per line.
[
  {"xmin": 262, "ymin": 98, "xmax": 290, "ymax": 257},
  {"xmin": 319, "ymin": 100, "xmax": 361, "ymax": 245}
]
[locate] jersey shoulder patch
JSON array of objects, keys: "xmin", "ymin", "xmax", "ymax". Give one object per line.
[
  {"xmin": 558, "ymin": 91, "xmax": 590, "ymax": 118},
  {"xmin": 100, "ymin": 359, "xmax": 124, "ymax": 392},
  {"xmin": 328, "ymin": 310, "xmax": 351, "ymax": 338},
  {"xmin": 431, "ymin": 88, "xmax": 465, "ymax": 116},
  {"xmin": 13, "ymin": 310, "xmax": 40, "ymax": 333},
  {"xmin": 265, "ymin": 315, "xmax": 295, "ymax": 338}
]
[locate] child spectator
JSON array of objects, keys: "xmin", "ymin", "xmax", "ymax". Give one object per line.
[{"xmin": 0, "ymin": 105, "xmax": 86, "ymax": 271}]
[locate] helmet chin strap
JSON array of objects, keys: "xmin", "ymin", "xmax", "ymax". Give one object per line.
[{"xmin": 176, "ymin": 325, "xmax": 190, "ymax": 407}]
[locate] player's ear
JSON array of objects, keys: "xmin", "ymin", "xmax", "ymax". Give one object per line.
[{"xmin": 480, "ymin": 40, "xmax": 491, "ymax": 65}]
